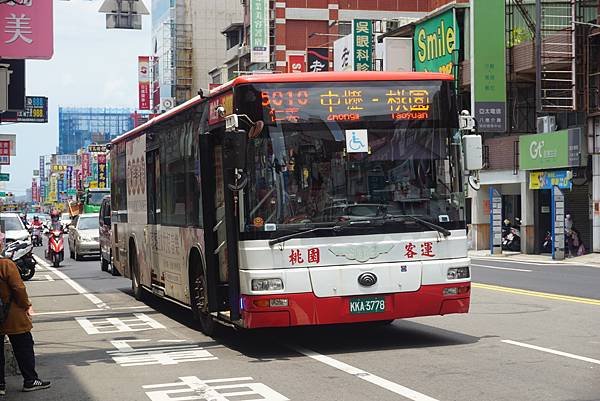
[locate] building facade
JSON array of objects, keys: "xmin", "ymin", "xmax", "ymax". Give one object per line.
[
  {"xmin": 151, "ymin": 0, "xmax": 243, "ymax": 109},
  {"xmin": 58, "ymin": 107, "xmax": 134, "ymax": 155},
  {"xmin": 382, "ymin": 0, "xmax": 599, "ymax": 255}
]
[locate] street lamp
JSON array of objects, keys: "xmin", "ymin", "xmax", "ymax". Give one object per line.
[{"xmin": 308, "ymin": 32, "xmax": 345, "ymax": 39}]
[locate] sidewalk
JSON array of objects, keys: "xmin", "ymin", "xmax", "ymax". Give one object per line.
[{"xmin": 468, "ymin": 249, "xmax": 600, "ymax": 267}]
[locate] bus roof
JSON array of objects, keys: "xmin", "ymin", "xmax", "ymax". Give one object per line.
[{"xmin": 113, "ymin": 71, "xmax": 453, "ymax": 145}]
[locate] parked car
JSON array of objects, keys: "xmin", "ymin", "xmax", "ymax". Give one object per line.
[
  {"xmin": 99, "ymin": 195, "xmax": 118, "ymax": 275},
  {"xmin": 68, "ymin": 213, "xmax": 100, "ymax": 261},
  {"xmin": 0, "ymin": 212, "xmax": 31, "ymax": 243}
]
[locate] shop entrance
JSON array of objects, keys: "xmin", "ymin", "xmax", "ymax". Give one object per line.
[{"xmin": 534, "ymin": 190, "xmax": 552, "ymax": 254}]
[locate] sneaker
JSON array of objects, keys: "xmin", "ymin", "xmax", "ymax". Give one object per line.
[
  {"xmin": 0, "ymin": 383, "xmax": 5, "ymax": 396},
  {"xmin": 22, "ymin": 379, "xmax": 51, "ymax": 392}
]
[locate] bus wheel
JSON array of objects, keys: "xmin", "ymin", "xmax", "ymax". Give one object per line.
[
  {"xmin": 131, "ymin": 247, "xmax": 145, "ymax": 301},
  {"xmin": 191, "ymin": 270, "xmax": 215, "ymax": 336}
]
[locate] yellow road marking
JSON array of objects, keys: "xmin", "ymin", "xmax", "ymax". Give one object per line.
[{"xmin": 472, "ymin": 283, "xmax": 600, "ymax": 306}]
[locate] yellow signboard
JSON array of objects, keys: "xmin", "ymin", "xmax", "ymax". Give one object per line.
[{"xmin": 89, "ymin": 181, "xmax": 98, "ymax": 189}]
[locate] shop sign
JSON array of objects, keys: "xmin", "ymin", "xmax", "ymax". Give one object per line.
[
  {"xmin": 472, "ymin": 0, "xmax": 506, "ymax": 132},
  {"xmin": 519, "ymin": 128, "xmax": 583, "ymax": 170},
  {"xmin": 529, "ymin": 170, "xmax": 572, "ymax": 190},
  {"xmin": 249, "ymin": 0, "xmax": 269, "ymax": 63},
  {"xmin": 353, "ymin": 19, "xmax": 372, "ymax": 71},
  {"xmin": 307, "ymin": 48, "xmax": 329, "ymax": 72},
  {"xmin": 333, "ymin": 34, "xmax": 354, "ymax": 71},
  {"xmin": 287, "ymin": 54, "xmax": 305, "ymax": 73},
  {"xmin": 414, "ymin": 9, "xmax": 459, "ymax": 76},
  {"xmin": 0, "ymin": 1, "xmax": 54, "ymax": 60}
]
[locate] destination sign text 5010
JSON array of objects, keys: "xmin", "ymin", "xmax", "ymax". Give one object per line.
[{"xmin": 256, "ymin": 83, "xmax": 434, "ymax": 124}]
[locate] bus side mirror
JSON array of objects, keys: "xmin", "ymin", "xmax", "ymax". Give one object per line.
[
  {"xmin": 223, "ymin": 129, "xmax": 248, "ymax": 170},
  {"xmin": 462, "ymin": 134, "xmax": 483, "ymax": 171}
]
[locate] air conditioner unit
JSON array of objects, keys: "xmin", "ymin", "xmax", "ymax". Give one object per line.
[
  {"xmin": 160, "ymin": 97, "xmax": 175, "ymax": 112},
  {"xmin": 537, "ymin": 116, "xmax": 556, "ymax": 133}
]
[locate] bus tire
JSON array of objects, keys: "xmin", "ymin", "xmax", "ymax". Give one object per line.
[
  {"xmin": 130, "ymin": 243, "xmax": 145, "ymax": 301},
  {"xmin": 189, "ymin": 257, "xmax": 215, "ymax": 336}
]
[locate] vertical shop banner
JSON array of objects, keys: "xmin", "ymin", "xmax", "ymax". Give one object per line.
[
  {"xmin": 57, "ymin": 173, "xmax": 64, "ymax": 200},
  {"xmin": 472, "ymin": 0, "xmax": 506, "ymax": 132},
  {"xmin": 334, "ymin": 34, "xmax": 354, "ymax": 71},
  {"xmin": 414, "ymin": 9, "xmax": 459, "ymax": 76},
  {"xmin": 66, "ymin": 166, "xmax": 73, "ymax": 190},
  {"xmin": 138, "ymin": 56, "xmax": 151, "ymax": 110},
  {"xmin": 307, "ymin": 48, "xmax": 329, "ymax": 72},
  {"xmin": 0, "ymin": 1, "xmax": 54, "ymax": 59},
  {"xmin": 551, "ymin": 186, "xmax": 565, "ymax": 260},
  {"xmin": 39, "ymin": 156, "xmax": 45, "ymax": 181},
  {"xmin": 31, "ymin": 180, "xmax": 38, "ymax": 203},
  {"xmin": 0, "ymin": 140, "xmax": 10, "ymax": 165},
  {"xmin": 39, "ymin": 183, "xmax": 45, "ymax": 203},
  {"xmin": 287, "ymin": 55, "xmax": 305, "ymax": 73},
  {"xmin": 353, "ymin": 20, "xmax": 372, "ymax": 71},
  {"xmin": 82, "ymin": 153, "xmax": 90, "ymax": 180},
  {"xmin": 97, "ymin": 154, "xmax": 107, "ymax": 189},
  {"xmin": 250, "ymin": 0, "xmax": 269, "ymax": 63}
]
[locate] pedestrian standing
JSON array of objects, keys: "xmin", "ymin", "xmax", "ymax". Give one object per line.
[{"xmin": 0, "ymin": 258, "xmax": 51, "ymax": 395}]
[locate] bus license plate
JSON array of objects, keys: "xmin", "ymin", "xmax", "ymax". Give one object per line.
[{"xmin": 349, "ymin": 296, "xmax": 385, "ymax": 314}]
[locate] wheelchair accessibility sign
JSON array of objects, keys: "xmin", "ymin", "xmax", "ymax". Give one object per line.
[{"xmin": 345, "ymin": 129, "xmax": 368, "ymax": 153}]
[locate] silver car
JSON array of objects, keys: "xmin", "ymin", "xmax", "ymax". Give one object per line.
[{"xmin": 68, "ymin": 213, "xmax": 100, "ymax": 260}]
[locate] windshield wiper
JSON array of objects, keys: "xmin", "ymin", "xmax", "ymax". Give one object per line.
[
  {"xmin": 268, "ymin": 220, "xmax": 372, "ymax": 246},
  {"xmin": 385, "ymin": 214, "xmax": 451, "ymax": 237}
]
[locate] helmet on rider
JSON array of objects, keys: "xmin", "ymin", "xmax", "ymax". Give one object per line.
[{"xmin": 33, "ymin": 216, "xmax": 39, "ymax": 221}]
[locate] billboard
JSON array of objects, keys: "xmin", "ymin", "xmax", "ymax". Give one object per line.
[
  {"xmin": 472, "ymin": 0, "xmax": 507, "ymax": 132},
  {"xmin": 250, "ymin": 0, "xmax": 269, "ymax": 63},
  {"xmin": 414, "ymin": 9, "xmax": 458, "ymax": 76},
  {"xmin": 0, "ymin": 1, "xmax": 53, "ymax": 59},
  {"xmin": 307, "ymin": 48, "xmax": 329, "ymax": 72},
  {"xmin": 138, "ymin": 56, "xmax": 151, "ymax": 110},
  {"xmin": 0, "ymin": 96, "xmax": 48, "ymax": 123},
  {"xmin": 519, "ymin": 129, "xmax": 584, "ymax": 170}
]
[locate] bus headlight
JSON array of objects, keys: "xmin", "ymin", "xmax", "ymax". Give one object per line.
[
  {"xmin": 447, "ymin": 267, "xmax": 470, "ymax": 280},
  {"xmin": 251, "ymin": 278, "xmax": 284, "ymax": 291}
]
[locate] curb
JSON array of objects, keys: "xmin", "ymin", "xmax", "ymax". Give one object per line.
[{"xmin": 470, "ymin": 254, "xmax": 600, "ymax": 268}]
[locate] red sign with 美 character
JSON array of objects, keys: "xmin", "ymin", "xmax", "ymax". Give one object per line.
[{"xmin": 0, "ymin": 1, "xmax": 54, "ymax": 60}]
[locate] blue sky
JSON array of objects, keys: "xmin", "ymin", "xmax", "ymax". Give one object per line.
[{"xmin": 0, "ymin": 0, "xmax": 150, "ymax": 195}]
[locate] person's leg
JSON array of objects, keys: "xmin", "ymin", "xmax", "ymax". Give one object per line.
[
  {"xmin": 8, "ymin": 332, "xmax": 38, "ymax": 384},
  {"xmin": 0, "ymin": 334, "xmax": 6, "ymax": 394}
]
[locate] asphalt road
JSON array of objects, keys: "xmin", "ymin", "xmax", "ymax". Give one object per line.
[
  {"xmin": 471, "ymin": 257, "xmax": 600, "ymax": 299},
  {"xmin": 4, "ymin": 240, "xmax": 599, "ymax": 401}
]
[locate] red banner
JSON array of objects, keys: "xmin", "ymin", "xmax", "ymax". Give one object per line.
[
  {"xmin": 138, "ymin": 56, "xmax": 151, "ymax": 110},
  {"xmin": 287, "ymin": 54, "xmax": 306, "ymax": 73},
  {"xmin": 0, "ymin": 1, "xmax": 54, "ymax": 60},
  {"xmin": 32, "ymin": 180, "xmax": 39, "ymax": 203}
]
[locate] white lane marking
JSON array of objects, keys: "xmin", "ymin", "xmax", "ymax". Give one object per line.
[
  {"xmin": 471, "ymin": 263, "xmax": 532, "ymax": 272},
  {"xmin": 31, "ymin": 274, "xmax": 55, "ymax": 282},
  {"xmin": 76, "ymin": 313, "xmax": 165, "ymax": 334},
  {"xmin": 502, "ymin": 340, "xmax": 600, "ymax": 365},
  {"xmin": 34, "ymin": 255, "xmax": 109, "ymax": 310},
  {"xmin": 35, "ymin": 306, "xmax": 150, "ymax": 316},
  {"xmin": 290, "ymin": 345, "xmax": 440, "ymax": 401}
]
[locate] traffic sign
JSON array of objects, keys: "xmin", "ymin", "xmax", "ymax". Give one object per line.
[
  {"xmin": 67, "ymin": 188, "xmax": 77, "ymax": 196},
  {"xmin": 0, "ymin": 192, "xmax": 5, "ymax": 197},
  {"xmin": 0, "ymin": 173, "xmax": 9, "ymax": 181}
]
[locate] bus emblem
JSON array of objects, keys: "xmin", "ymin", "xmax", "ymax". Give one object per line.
[
  {"xmin": 357, "ymin": 272, "xmax": 377, "ymax": 287},
  {"xmin": 328, "ymin": 244, "xmax": 394, "ymax": 263}
]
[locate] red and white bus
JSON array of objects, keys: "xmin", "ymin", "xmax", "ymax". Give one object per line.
[{"xmin": 110, "ymin": 71, "xmax": 473, "ymax": 334}]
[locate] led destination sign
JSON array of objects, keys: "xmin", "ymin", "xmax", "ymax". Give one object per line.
[{"xmin": 242, "ymin": 81, "xmax": 443, "ymax": 124}]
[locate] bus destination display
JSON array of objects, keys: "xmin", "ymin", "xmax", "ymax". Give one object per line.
[{"xmin": 259, "ymin": 85, "xmax": 434, "ymax": 123}]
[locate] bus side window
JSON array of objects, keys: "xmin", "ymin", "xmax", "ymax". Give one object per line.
[{"xmin": 147, "ymin": 149, "xmax": 161, "ymax": 225}]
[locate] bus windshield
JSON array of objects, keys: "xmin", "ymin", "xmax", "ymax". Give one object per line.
[{"xmin": 236, "ymin": 80, "xmax": 464, "ymax": 236}]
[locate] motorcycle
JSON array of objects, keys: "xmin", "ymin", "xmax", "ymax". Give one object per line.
[
  {"xmin": 2, "ymin": 240, "xmax": 36, "ymax": 281},
  {"xmin": 45, "ymin": 229, "xmax": 65, "ymax": 267},
  {"xmin": 542, "ymin": 231, "xmax": 552, "ymax": 253},
  {"xmin": 30, "ymin": 226, "xmax": 43, "ymax": 247},
  {"xmin": 502, "ymin": 219, "xmax": 521, "ymax": 252}
]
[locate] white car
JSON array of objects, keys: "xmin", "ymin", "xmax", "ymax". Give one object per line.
[
  {"xmin": 60, "ymin": 213, "xmax": 72, "ymax": 233},
  {"xmin": 0, "ymin": 213, "xmax": 31, "ymax": 243}
]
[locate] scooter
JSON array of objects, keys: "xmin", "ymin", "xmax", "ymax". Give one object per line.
[
  {"xmin": 502, "ymin": 225, "xmax": 521, "ymax": 251},
  {"xmin": 542, "ymin": 231, "xmax": 552, "ymax": 253},
  {"xmin": 2, "ymin": 240, "xmax": 36, "ymax": 281},
  {"xmin": 30, "ymin": 227, "xmax": 43, "ymax": 247},
  {"xmin": 45, "ymin": 229, "xmax": 65, "ymax": 268}
]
